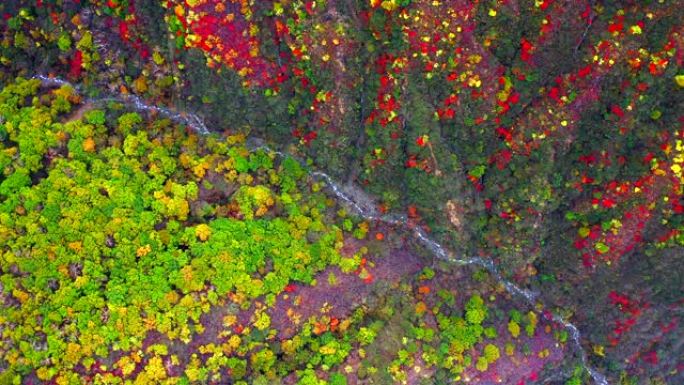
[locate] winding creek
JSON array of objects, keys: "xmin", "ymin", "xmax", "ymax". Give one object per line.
[{"xmin": 32, "ymin": 74, "xmax": 609, "ymax": 385}]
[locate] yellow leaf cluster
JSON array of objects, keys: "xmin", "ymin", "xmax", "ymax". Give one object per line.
[
  {"xmin": 508, "ymin": 320, "xmax": 520, "ymax": 338},
  {"xmin": 226, "ymin": 133, "xmax": 245, "ymax": 145},
  {"xmin": 135, "ymin": 356, "xmax": 167, "ymax": 383},
  {"xmin": 179, "ymin": 266, "xmax": 198, "ymax": 289},
  {"xmin": 64, "ymin": 342, "xmax": 82, "ymax": 365},
  {"xmin": 136, "ymin": 244, "xmax": 151, "ymax": 257},
  {"xmin": 74, "ymin": 276, "xmax": 88, "ymax": 288},
  {"xmin": 676, "ymin": 75, "xmax": 684, "ymax": 88},
  {"xmin": 179, "ymin": 294, "xmax": 196, "ymax": 308},
  {"xmin": 253, "ymin": 311, "xmax": 271, "ymax": 331},
  {"xmin": 195, "ymin": 224, "xmax": 212, "ymax": 241},
  {"xmin": 467, "ymin": 54, "xmax": 482, "ymax": 64},
  {"xmin": 227, "ymin": 334, "xmax": 241, "ymax": 350},
  {"xmin": 36, "ymin": 367, "xmax": 54, "ymax": 381},
  {"xmin": 179, "ymin": 153, "xmax": 193, "ymax": 168},
  {"xmin": 380, "ymin": 0, "xmax": 398, "ymax": 11},
  {"xmin": 116, "ymin": 355, "xmax": 136, "ymax": 376},
  {"xmin": 468, "ymin": 75, "xmax": 482, "ymax": 88},
  {"xmin": 255, "ymin": 205, "xmax": 269, "ymax": 217},
  {"xmin": 223, "ymin": 314, "xmax": 237, "ymax": 327},
  {"xmin": 192, "ymin": 162, "xmax": 208, "ymax": 178},
  {"xmin": 593, "ymin": 344, "xmax": 605, "ymax": 357},
  {"xmin": 165, "ymin": 290, "xmax": 179, "ymax": 305},
  {"xmin": 198, "ymin": 343, "xmax": 217, "ymax": 354},
  {"xmin": 133, "ymin": 76, "xmax": 148, "ymax": 94},
  {"xmin": 82, "ymin": 137, "xmax": 96, "ymax": 152},
  {"xmin": 12, "ymin": 289, "xmax": 30, "ymax": 304},
  {"xmin": 68, "ymin": 241, "xmax": 82, "ymax": 252},
  {"xmin": 319, "ymin": 344, "xmax": 337, "ymax": 355}
]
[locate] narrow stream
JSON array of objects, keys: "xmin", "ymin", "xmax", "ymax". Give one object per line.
[
  {"xmin": 307, "ymin": 162, "xmax": 608, "ymax": 385},
  {"xmin": 31, "ymin": 75, "xmax": 609, "ymax": 385}
]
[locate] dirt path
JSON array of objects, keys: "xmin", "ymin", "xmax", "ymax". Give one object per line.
[{"xmin": 62, "ymin": 102, "xmax": 93, "ymax": 124}]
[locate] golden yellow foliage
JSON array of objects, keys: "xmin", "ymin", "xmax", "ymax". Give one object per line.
[
  {"xmin": 223, "ymin": 314, "xmax": 237, "ymax": 327},
  {"xmin": 12, "ymin": 289, "xmax": 29, "ymax": 304},
  {"xmin": 117, "ymin": 355, "xmax": 136, "ymax": 376},
  {"xmin": 179, "ymin": 294, "xmax": 195, "ymax": 307},
  {"xmin": 64, "ymin": 342, "xmax": 82, "ymax": 365},
  {"xmin": 36, "ymin": 367, "xmax": 53, "ymax": 381},
  {"xmin": 82, "ymin": 137, "xmax": 96, "ymax": 152},
  {"xmin": 133, "ymin": 76, "xmax": 148, "ymax": 94},
  {"xmin": 55, "ymin": 374, "xmax": 69, "ymax": 385},
  {"xmin": 675, "ymin": 74, "xmax": 684, "ymax": 88},
  {"xmin": 192, "ymin": 162, "xmax": 208, "ymax": 178},
  {"xmin": 593, "ymin": 344, "xmax": 605, "ymax": 357},
  {"xmin": 227, "ymin": 334, "xmax": 241, "ymax": 350},
  {"xmin": 195, "ymin": 224, "xmax": 211, "ymax": 241},
  {"xmin": 165, "ymin": 290, "xmax": 180, "ymax": 304},
  {"xmin": 136, "ymin": 356, "xmax": 167, "ymax": 383},
  {"xmin": 507, "ymin": 320, "xmax": 520, "ymax": 338},
  {"xmin": 143, "ymin": 316, "xmax": 156, "ymax": 330},
  {"xmin": 255, "ymin": 205, "xmax": 268, "ymax": 217},
  {"xmin": 136, "ymin": 244, "xmax": 151, "ymax": 257},
  {"xmin": 179, "ymin": 153, "xmax": 192, "ymax": 168},
  {"xmin": 74, "ymin": 276, "xmax": 88, "ymax": 288},
  {"xmin": 68, "ymin": 241, "xmax": 82, "ymax": 252},
  {"xmin": 281, "ymin": 339, "xmax": 297, "ymax": 355},
  {"xmin": 319, "ymin": 344, "xmax": 337, "ymax": 355}
]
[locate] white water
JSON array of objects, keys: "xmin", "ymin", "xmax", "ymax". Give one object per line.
[
  {"xmin": 33, "ymin": 75, "xmax": 608, "ymax": 385},
  {"xmin": 249, "ymin": 141, "xmax": 609, "ymax": 385}
]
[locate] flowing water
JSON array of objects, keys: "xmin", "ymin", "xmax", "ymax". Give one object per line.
[
  {"xmin": 32, "ymin": 75, "xmax": 609, "ymax": 385},
  {"xmin": 309, "ymin": 160, "xmax": 608, "ymax": 385}
]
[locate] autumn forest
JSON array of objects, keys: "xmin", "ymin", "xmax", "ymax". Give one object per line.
[{"xmin": 0, "ymin": 1, "xmax": 682, "ymax": 385}]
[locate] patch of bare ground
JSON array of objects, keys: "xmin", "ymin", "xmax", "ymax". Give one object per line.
[
  {"xmin": 269, "ymin": 233, "xmax": 424, "ymax": 340},
  {"xmin": 62, "ymin": 102, "xmax": 93, "ymax": 123}
]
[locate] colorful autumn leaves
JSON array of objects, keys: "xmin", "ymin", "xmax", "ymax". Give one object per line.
[
  {"xmin": 570, "ymin": 128, "xmax": 684, "ymax": 268},
  {"xmin": 0, "ymin": 79, "xmax": 349, "ymax": 384},
  {"xmin": 164, "ymin": 0, "xmax": 275, "ymax": 86}
]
